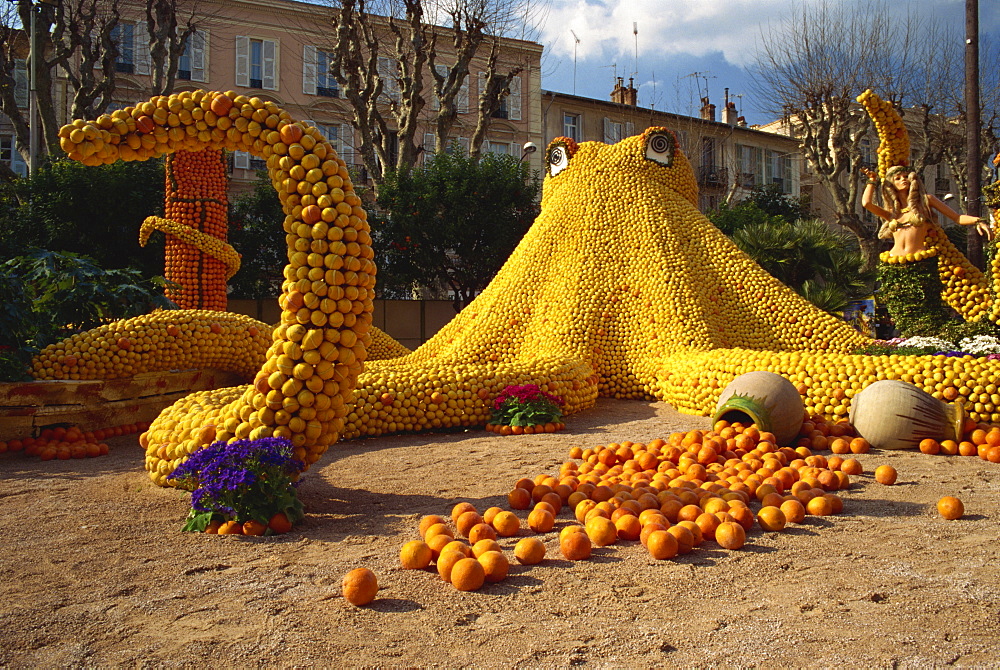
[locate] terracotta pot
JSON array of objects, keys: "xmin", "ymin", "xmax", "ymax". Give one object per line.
[
  {"xmin": 713, "ymin": 371, "xmax": 803, "ymax": 446},
  {"xmin": 848, "ymin": 379, "xmax": 964, "ymax": 450}
]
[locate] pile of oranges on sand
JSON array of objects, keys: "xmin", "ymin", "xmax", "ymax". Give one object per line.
[
  {"xmin": 0, "ymin": 422, "xmax": 147, "ymax": 461},
  {"xmin": 338, "ymin": 412, "xmax": 976, "ymax": 604}
]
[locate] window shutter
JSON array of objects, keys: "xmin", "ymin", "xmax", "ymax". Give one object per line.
[
  {"xmin": 508, "ymin": 75, "xmax": 521, "ymax": 121},
  {"xmin": 625, "ymin": 121, "xmax": 634, "ymax": 138},
  {"xmin": 423, "ymin": 132, "xmax": 436, "ymax": 155},
  {"xmin": 190, "ymin": 29, "xmax": 207, "ymax": 82},
  {"xmin": 458, "ymin": 76, "xmax": 468, "ymax": 113},
  {"xmin": 602, "ymin": 117, "xmax": 612, "ymax": 143},
  {"xmin": 235, "ymin": 36, "xmax": 250, "ymax": 86},
  {"xmin": 510, "ymin": 141, "xmax": 520, "ymax": 157},
  {"xmin": 458, "ymin": 136, "xmax": 469, "ymax": 156},
  {"xmin": 378, "ymin": 56, "xmax": 399, "ymax": 101},
  {"xmin": 431, "ymin": 64, "xmax": 447, "ymax": 111},
  {"xmin": 303, "ymin": 45, "xmax": 317, "ymax": 95},
  {"xmin": 234, "ymin": 151, "xmax": 250, "ymax": 169},
  {"xmin": 262, "ymin": 39, "xmax": 277, "ymax": 90},
  {"xmin": 339, "ymin": 123, "xmax": 353, "ymax": 163},
  {"xmin": 135, "ymin": 21, "xmax": 150, "ymax": 75},
  {"xmin": 478, "ymin": 71, "xmax": 486, "ymax": 104},
  {"xmin": 14, "ymin": 59, "xmax": 28, "ymax": 108}
]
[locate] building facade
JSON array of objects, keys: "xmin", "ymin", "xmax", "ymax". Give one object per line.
[
  {"xmin": 541, "ymin": 80, "xmax": 804, "ymax": 212},
  {"xmin": 1, "ymin": 0, "xmax": 545, "ymax": 185}
]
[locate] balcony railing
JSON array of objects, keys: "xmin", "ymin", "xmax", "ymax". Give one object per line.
[{"xmin": 697, "ymin": 166, "xmax": 728, "ymax": 188}]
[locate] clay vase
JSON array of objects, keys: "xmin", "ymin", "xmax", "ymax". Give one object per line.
[
  {"xmin": 713, "ymin": 371, "xmax": 804, "ymax": 446},
  {"xmin": 848, "ymin": 379, "xmax": 965, "ymax": 450}
]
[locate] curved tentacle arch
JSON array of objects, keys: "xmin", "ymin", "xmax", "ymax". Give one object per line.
[{"xmin": 58, "ymin": 90, "xmax": 375, "ymax": 485}]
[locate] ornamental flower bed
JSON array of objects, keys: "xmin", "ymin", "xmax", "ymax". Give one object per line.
[
  {"xmin": 170, "ymin": 437, "xmax": 306, "ymax": 536},
  {"xmin": 486, "ymin": 383, "xmax": 565, "ymax": 435}
]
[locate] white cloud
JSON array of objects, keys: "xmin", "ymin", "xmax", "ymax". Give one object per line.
[{"xmin": 541, "ymin": 0, "xmax": 790, "ymax": 66}]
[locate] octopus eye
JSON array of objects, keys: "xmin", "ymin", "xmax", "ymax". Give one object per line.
[
  {"xmin": 645, "ymin": 132, "xmax": 675, "ymax": 167},
  {"xmin": 548, "ymin": 145, "xmax": 569, "ymax": 177}
]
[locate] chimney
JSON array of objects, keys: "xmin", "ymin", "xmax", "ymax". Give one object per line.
[
  {"xmin": 700, "ymin": 96, "xmax": 716, "ymax": 122},
  {"xmin": 737, "ymin": 116, "xmax": 747, "ymax": 127},
  {"xmin": 722, "ymin": 88, "xmax": 739, "ymax": 125},
  {"xmin": 611, "ymin": 77, "xmax": 638, "ymax": 106}
]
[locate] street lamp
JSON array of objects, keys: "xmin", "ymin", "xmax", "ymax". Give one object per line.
[{"xmin": 520, "ymin": 142, "xmax": 537, "ymax": 161}]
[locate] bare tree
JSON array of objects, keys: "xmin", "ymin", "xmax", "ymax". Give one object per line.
[
  {"xmin": 751, "ymin": 1, "xmax": 945, "ymax": 269},
  {"xmin": 0, "ymin": 0, "xmax": 202, "ymax": 177},
  {"xmin": 326, "ymin": 0, "xmax": 540, "ymax": 188}
]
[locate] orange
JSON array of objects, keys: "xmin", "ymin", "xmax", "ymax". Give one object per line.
[
  {"xmin": 450, "ymin": 557, "xmax": 486, "ymax": 591},
  {"xmin": 492, "ymin": 510, "xmax": 521, "ymax": 537},
  {"xmin": 513, "ymin": 537, "xmax": 546, "ymax": 565},
  {"xmin": 667, "ymin": 524, "xmax": 694, "ymax": 554},
  {"xmin": 204, "ymin": 520, "xmax": 223, "ymax": 534},
  {"xmin": 456, "ymin": 511, "xmax": 485, "ymax": 537},
  {"xmin": 400, "ymin": 540, "xmax": 433, "ymax": 569},
  {"xmin": 824, "ymin": 493, "xmax": 844, "ymax": 514},
  {"xmin": 919, "ymin": 439, "xmax": 941, "ymax": 455},
  {"xmin": 477, "ymin": 550, "xmax": 510, "ymax": 583},
  {"xmin": 419, "ymin": 514, "xmax": 448, "ymax": 537},
  {"xmin": 874, "ymin": 465, "xmax": 897, "ymax": 485},
  {"xmin": 840, "ymin": 458, "xmax": 862, "ymax": 475},
  {"xmin": 423, "ymin": 522, "xmax": 454, "ymax": 542},
  {"xmin": 585, "ymin": 516, "xmax": 618, "ymax": 546},
  {"xmin": 615, "ymin": 514, "xmax": 642, "ymax": 541},
  {"xmin": 940, "ymin": 440, "xmax": 959, "ymax": 456},
  {"xmin": 482, "ymin": 506, "xmax": 504, "ymax": 525},
  {"xmin": 937, "ymin": 496, "xmax": 964, "ymax": 520},
  {"xmin": 508, "ymin": 488, "xmax": 532, "ymax": 509},
  {"xmin": 695, "ymin": 512, "xmax": 721, "ymax": 540},
  {"xmin": 639, "ymin": 521, "xmax": 668, "ymax": 547},
  {"xmin": 646, "ymin": 530, "xmax": 678, "ymax": 559},
  {"xmin": 560, "ymin": 531, "xmax": 592, "ymax": 560},
  {"xmin": 527, "ymin": 508, "xmax": 555, "ymax": 533},
  {"xmin": 756, "ymin": 506, "xmax": 786, "ymax": 532},
  {"xmin": 849, "ymin": 437, "xmax": 870, "ymax": 453},
  {"xmin": 441, "ymin": 540, "xmax": 472, "ymax": 558},
  {"xmin": 342, "ymin": 567, "xmax": 378, "ymax": 606},
  {"xmin": 729, "ymin": 505, "xmax": 755, "ymax": 531},
  {"xmin": 779, "ymin": 499, "xmax": 806, "ymax": 524},
  {"xmin": 472, "ymin": 539, "xmax": 502, "ymax": 558},
  {"xmin": 806, "ymin": 495, "xmax": 833, "ymax": 516},
  {"xmin": 427, "ymin": 532, "xmax": 454, "ymax": 559},
  {"xmin": 451, "ymin": 502, "xmax": 477, "ymax": 524},
  {"xmin": 437, "ymin": 549, "xmax": 467, "ymax": 582},
  {"xmin": 242, "ymin": 520, "xmax": 267, "ymax": 536},
  {"xmin": 467, "ymin": 523, "xmax": 498, "ymax": 545},
  {"xmin": 715, "ymin": 521, "xmax": 746, "ymax": 550},
  {"xmin": 217, "ymin": 520, "xmax": 243, "ymax": 535}
]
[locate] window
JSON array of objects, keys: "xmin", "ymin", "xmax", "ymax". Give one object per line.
[
  {"xmin": 377, "ymin": 56, "xmax": 399, "ymax": 103},
  {"xmin": 447, "ymin": 137, "xmax": 469, "ymax": 156},
  {"xmin": 236, "ymin": 36, "xmax": 277, "ymax": 90},
  {"xmin": 1, "ymin": 135, "xmax": 27, "ymax": 177},
  {"xmin": 178, "ymin": 30, "xmax": 208, "ymax": 82},
  {"xmin": 422, "ymin": 132, "xmax": 436, "ymax": 163},
  {"xmin": 315, "ymin": 123, "xmax": 354, "ymax": 164},
  {"xmin": 232, "ymin": 150, "xmax": 264, "ymax": 171},
  {"xmin": 111, "ymin": 22, "xmax": 135, "ymax": 73},
  {"xmin": 603, "ymin": 118, "xmax": 623, "ymax": 144},
  {"xmin": 563, "ymin": 113, "xmax": 580, "ymax": 142},
  {"xmin": 14, "ymin": 59, "xmax": 27, "ymax": 108},
  {"xmin": 480, "ymin": 73, "xmax": 521, "ymax": 121},
  {"xmin": 303, "ymin": 46, "xmax": 338, "ymax": 97},
  {"xmin": 485, "ymin": 141, "xmax": 520, "ymax": 156}
]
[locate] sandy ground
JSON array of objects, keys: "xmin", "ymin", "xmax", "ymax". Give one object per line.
[{"xmin": 2, "ymin": 397, "xmax": 1000, "ymax": 668}]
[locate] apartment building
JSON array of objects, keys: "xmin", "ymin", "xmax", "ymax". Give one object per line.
[
  {"xmin": 1, "ymin": 0, "xmax": 545, "ymax": 184},
  {"xmin": 542, "ymin": 80, "xmax": 803, "ymax": 212}
]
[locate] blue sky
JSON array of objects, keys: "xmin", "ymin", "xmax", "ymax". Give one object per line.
[{"xmin": 537, "ymin": 0, "xmax": 1000, "ymax": 126}]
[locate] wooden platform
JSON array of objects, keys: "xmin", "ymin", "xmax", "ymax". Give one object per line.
[{"xmin": 0, "ymin": 369, "xmax": 245, "ymax": 438}]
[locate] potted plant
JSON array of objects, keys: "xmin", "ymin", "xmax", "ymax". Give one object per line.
[{"xmin": 486, "ymin": 383, "xmax": 565, "ymax": 435}]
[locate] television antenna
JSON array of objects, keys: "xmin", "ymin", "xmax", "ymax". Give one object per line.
[
  {"xmin": 570, "ymin": 30, "xmax": 581, "ymax": 94},
  {"xmin": 632, "ymin": 22, "xmax": 639, "ymax": 79},
  {"xmin": 683, "ymin": 71, "xmax": 715, "ymax": 101}
]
